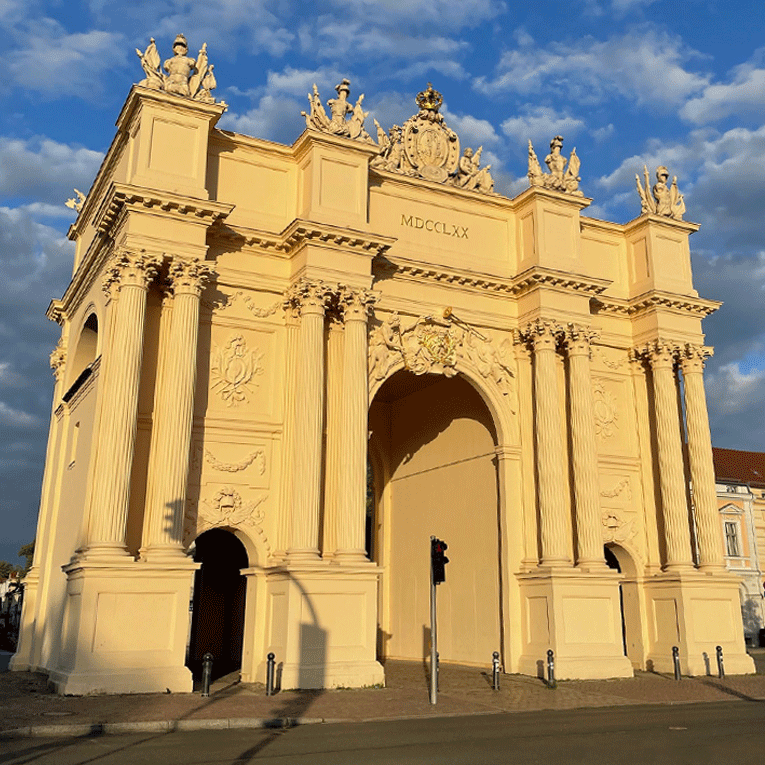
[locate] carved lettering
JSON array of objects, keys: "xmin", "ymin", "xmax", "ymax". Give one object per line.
[{"xmin": 400, "ymin": 214, "xmax": 468, "ymax": 239}]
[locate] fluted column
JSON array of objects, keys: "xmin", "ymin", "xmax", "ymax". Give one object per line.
[
  {"xmin": 526, "ymin": 320, "xmax": 571, "ymax": 566},
  {"xmin": 142, "ymin": 258, "xmax": 213, "ymax": 560},
  {"xmin": 322, "ymin": 313, "xmax": 345, "ymax": 559},
  {"xmin": 334, "ymin": 287, "xmax": 378, "ymax": 563},
  {"xmin": 645, "ymin": 341, "xmax": 694, "ymax": 570},
  {"xmin": 564, "ymin": 325, "xmax": 606, "ymax": 569},
  {"xmin": 85, "ymin": 249, "xmax": 160, "ymax": 558},
  {"xmin": 680, "ymin": 344, "xmax": 725, "ymax": 571},
  {"xmin": 286, "ymin": 279, "xmax": 333, "ymax": 562}
]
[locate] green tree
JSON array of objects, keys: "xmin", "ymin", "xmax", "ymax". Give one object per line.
[
  {"xmin": 18, "ymin": 540, "xmax": 35, "ymax": 573},
  {"xmin": 0, "ymin": 561, "xmax": 14, "ymax": 580}
]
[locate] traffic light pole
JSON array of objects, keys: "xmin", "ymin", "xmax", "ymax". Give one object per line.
[{"xmin": 430, "ymin": 547, "xmax": 438, "ymax": 705}]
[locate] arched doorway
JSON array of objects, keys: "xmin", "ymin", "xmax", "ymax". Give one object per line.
[
  {"xmin": 187, "ymin": 528, "xmax": 248, "ymax": 680},
  {"xmin": 605, "ymin": 543, "xmax": 645, "ymax": 668},
  {"xmin": 369, "ymin": 370, "xmax": 502, "ymax": 666}
]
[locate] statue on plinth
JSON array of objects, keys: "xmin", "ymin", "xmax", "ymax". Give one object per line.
[
  {"xmin": 302, "ymin": 79, "xmax": 374, "ymax": 142},
  {"xmin": 135, "ymin": 34, "xmax": 219, "ymax": 104},
  {"xmin": 635, "ymin": 165, "xmax": 685, "ymax": 220},
  {"xmin": 528, "ymin": 135, "xmax": 582, "ymax": 195}
]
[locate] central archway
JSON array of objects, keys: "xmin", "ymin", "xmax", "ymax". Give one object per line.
[{"xmin": 369, "ymin": 370, "xmax": 502, "ymax": 666}]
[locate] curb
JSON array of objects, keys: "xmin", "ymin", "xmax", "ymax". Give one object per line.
[{"xmin": 0, "ymin": 717, "xmax": 327, "ymax": 739}]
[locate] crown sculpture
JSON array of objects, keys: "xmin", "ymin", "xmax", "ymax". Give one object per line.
[
  {"xmin": 135, "ymin": 34, "xmax": 218, "ymax": 104},
  {"xmin": 635, "ymin": 165, "xmax": 686, "ymax": 220},
  {"xmin": 303, "ymin": 81, "xmax": 495, "ymax": 195}
]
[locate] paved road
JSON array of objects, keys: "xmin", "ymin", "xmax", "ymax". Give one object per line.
[{"xmin": 2, "ymin": 700, "xmax": 763, "ymax": 764}]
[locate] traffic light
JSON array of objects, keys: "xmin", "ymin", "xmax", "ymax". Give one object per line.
[{"xmin": 431, "ymin": 537, "xmax": 449, "ymax": 585}]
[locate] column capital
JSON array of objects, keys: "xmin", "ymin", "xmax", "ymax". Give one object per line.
[
  {"xmin": 637, "ymin": 339, "xmax": 680, "ymax": 369},
  {"xmin": 679, "ymin": 343, "xmax": 713, "ymax": 373},
  {"xmin": 283, "ymin": 277, "xmax": 335, "ymax": 316},
  {"xmin": 338, "ymin": 286, "xmax": 380, "ymax": 323},
  {"xmin": 562, "ymin": 323, "xmax": 599, "ymax": 356},
  {"xmin": 518, "ymin": 318, "xmax": 563, "ymax": 351},
  {"xmin": 167, "ymin": 257, "xmax": 215, "ymax": 297},
  {"xmin": 49, "ymin": 338, "xmax": 66, "ymax": 383},
  {"xmin": 102, "ymin": 248, "xmax": 161, "ymax": 299}
]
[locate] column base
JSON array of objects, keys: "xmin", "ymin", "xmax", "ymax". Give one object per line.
[
  {"xmin": 644, "ymin": 570, "xmax": 755, "ymax": 676},
  {"xmin": 51, "ymin": 558, "xmax": 198, "ymax": 695},
  {"xmin": 516, "ymin": 567, "xmax": 634, "ymax": 680},
  {"xmin": 262, "ymin": 563, "xmax": 384, "ymax": 689}
]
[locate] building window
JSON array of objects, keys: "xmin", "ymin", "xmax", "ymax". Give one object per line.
[{"xmin": 724, "ymin": 521, "xmax": 740, "ymax": 557}]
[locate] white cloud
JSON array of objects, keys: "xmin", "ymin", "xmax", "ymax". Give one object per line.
[
  {"xmin": 220, "ymin": 95, "xmax": 306, "ymax": 144},
  {"xmin": 500, "ymin": 107, "xmax": 584, "ymax": 145},
  {"xmin": 441, "ymin": 107, "xmax": 500, "ymax": 148},
  {"xmin": 681, "ymin": 58, "xmax": 765, "ymax": 125},
  {"xmin": 7, "ymin": 23, "xmax": 126, "ymax": 98},
  {"xmin": 476, "ymin": 27, "xmax": 708, "ymax": 109},
  {"xmin": 0, "ymin": 400, "xmax": 38, "ymax": 427},
  {"xmin": 0, "ymin": 136, "xmax": 104, "ymax": 203}
]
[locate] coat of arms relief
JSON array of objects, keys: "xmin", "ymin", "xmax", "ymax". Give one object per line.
[{"xmin": 369, "ymin": 310, "xmax": 516, "ymax": 405}]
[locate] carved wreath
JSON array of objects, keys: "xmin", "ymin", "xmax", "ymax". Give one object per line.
[{"xmin": 593, "ymin": 382, "xmax": 618, "ymax": 439}]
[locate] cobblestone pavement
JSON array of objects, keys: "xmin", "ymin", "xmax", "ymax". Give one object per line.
[{"xmin": 1, "ymin": 651, "xmax": 764, "ymax": 737}]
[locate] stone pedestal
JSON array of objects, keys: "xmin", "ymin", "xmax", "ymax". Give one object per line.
[
  {"xmin": 516, "ymin": 568, "xmax": 634, "ymax": 679},
  {"xmin": 644, "ymin": 572, "xmax": 755, "ymax": 675},
  {"xmin": 263, "ymin": 565, "xmax": 384, "ymax": 689},
  {"xmin": 49, "ymin": 560, "xmax": 197, "ymax": 695}
]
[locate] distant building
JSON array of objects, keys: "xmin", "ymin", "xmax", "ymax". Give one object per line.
[
  {"xmin": 713, "ymin": 447, "xmax": 765, "ymax": 646},
  {"xmin": 0, "ymin": 574, "xmax": 23, "ymax": 650}
]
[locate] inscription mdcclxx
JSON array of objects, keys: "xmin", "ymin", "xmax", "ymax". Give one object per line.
[{"xmin": 401, "ymin": 214, "xmax": 468, "ymax": 239}]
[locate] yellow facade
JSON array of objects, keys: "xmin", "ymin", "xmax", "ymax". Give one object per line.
[{"xmin": 11, "ymin": 80, "xmax": 755, "ymax": 695}]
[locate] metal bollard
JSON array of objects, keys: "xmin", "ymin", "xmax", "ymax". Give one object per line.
[
  {"xmin": 547, "ymin": 649, "xmax": 556, "ymax": 688},
  {"xmin": 492, "ymin": 651, "xmax": 500, "ymax": 691},
  {"xmin": 716, "ymin": 645, "xmax": 725, "ymax": 680},
  {"xmin": 672, "ymin": 646, "xmax": 681, "ymax": 681},
  {"xmin": 266, "ymin": 652, "xmax": 276, "ymax": 696},
  {"xmin": 436, "ymin": 651, "xmax": 440, "ymax": 692},
  {"xmin": 201, "ymin": 652, "xmax": 213, "ymax": 697}
]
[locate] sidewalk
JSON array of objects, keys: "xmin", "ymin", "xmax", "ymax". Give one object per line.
[{"xmin": 2, "ymin": 652, "xmax": 764, "ymax": 739}]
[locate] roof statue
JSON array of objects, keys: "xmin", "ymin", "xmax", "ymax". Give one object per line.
[
  {"xmin": 371, "ymin": 83, "xmax": 494, "ymax": 194},
  {"xmin": 64, "ymin": 189, "xmax": 86, "ymax": 212},
  {"xmin": 302, "ymin": 81, "xmax": 494, "ymax": 195},
  {"xmin": 635, "ymin": 165, "xmax": 686, "ymax": 220},
  {"xmin": 527, "ymin": 135, "xmax": 582, "ymax": 196},
  {"xmin": 301, "ymin": 79, "xmax": 375, "ymax": 142},
  {"xmin": 135, "ymin": 34, "xmax": 219, "ymax": 104}
]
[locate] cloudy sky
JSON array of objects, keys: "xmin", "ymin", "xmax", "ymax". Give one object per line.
[{"xmin": 1, "ymin": 0, "xmax": 764, "ymax": 564}]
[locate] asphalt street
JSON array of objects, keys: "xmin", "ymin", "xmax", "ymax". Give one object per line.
[{"xmin": 2, "ymin": 700, "xmax": 763, "ymax": 765}]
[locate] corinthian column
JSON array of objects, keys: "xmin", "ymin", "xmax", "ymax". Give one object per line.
[
  {"xmin": 564, "ymin": 325, "xmax": 606, "ymax": 569},
  {"xmin": 526, "ymin": 320, "xmax": 571, "ymax": 566},
  {"xmin": 286, "ymin": 279, "xmax": 333, "ymax": 562},
  {"xmin": 142, "ymin": 258, "xmax": 213, "ymax": 560},
  {"xmin": 85, "ymin": 249, "xmax": 160, "ymax": 558},
  {"xmin": 680, "ymin": 344, "xmax": 724, "ymax": 571},
  {"xmin": 334, "ymin": 287, "xmax": 379, "ymax": 563},
  {"xmin": 645, "ymin": 341, "xmax": 694, "ymax": 570}
]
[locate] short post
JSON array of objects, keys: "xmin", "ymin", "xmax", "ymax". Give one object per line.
[
  {"xmin": 546, "ymin": 649, "xmax": 556, "ymax": 688},
  {"xmin": 716, "ymin": 645, "xmax": 725, "ymax": 680},
  {"xmin": 201, "ymin": 652, "xmax": 213, "ymax": 697},
  {"xmin": 492, "ymin": 651, "xmax": 500, "ymax": 691},
  {"xmin": 672, "ymin": 646, "xmax": 681, "ymax": 681},
  {"xmin": 266, "ymin": 652, "xmax": 276, "ymax": 696}
]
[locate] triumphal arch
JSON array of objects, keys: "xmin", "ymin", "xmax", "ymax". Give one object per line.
[{"xmin": 12, "ymin": 36, "xmax": 754, "ymax": 694}]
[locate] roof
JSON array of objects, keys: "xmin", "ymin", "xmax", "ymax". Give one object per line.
[{"xmin": 712, "ymin": 447, "xmax": 765, "ymax": 489}]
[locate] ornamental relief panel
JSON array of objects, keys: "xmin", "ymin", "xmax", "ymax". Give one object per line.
[
  {"xmin": 189, "ymin": 441, "xmax": 270, "ymax": 490},
  {"xmin": 200, "ymin": 326, "xmax": 278, "ymax": 418},
  {"xmin": 183, "ymin": 486, "xmax": 272, "ymax": 554},
  {"xmin": 599, "ymin": 474, "xmax": 642, "ymax": 554},
  {"xmin": 592, "ymin": 377, "xmax": 636, "ymax": 457},
  {"xmin": 369, "ymin": 311, "xmax": 517, "ymax": 408}
]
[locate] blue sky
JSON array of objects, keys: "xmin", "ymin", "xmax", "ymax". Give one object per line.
[{"xmin": 1, "ymin": 0, "xmax": 764, "ymax": 564}]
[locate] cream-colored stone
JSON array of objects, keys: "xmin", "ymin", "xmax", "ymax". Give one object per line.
[{"xmin": 16, "ymin": 73, "xmax": 755, "ymax": 694}]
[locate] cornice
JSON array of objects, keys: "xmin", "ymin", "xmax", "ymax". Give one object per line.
[
  {"xmin": 211, "ymin": 219, "xmax": 395, "ymax": 258},
  {"xmin": 595, "ymin": 290, "xmax": 721, "ymax": 318},
  {"xmin": 94, "ymin": 183, "xmax": 234, "ymax": 236},
  {"xmin": 512, "ymin": 266, "xmax": 610, "ymax": 296},
  {"xmin": 623, "ymin": 213, "xmax": 700, "ymax": 236}
]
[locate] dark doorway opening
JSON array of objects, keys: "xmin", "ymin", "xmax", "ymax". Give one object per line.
[
  {"xmin": 604, "ymin": 544, "xmax": 627, "ymax": 656},
  {"xmin": 187, "ymin": 528, "xmax": 248, "ymax": 681}
]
